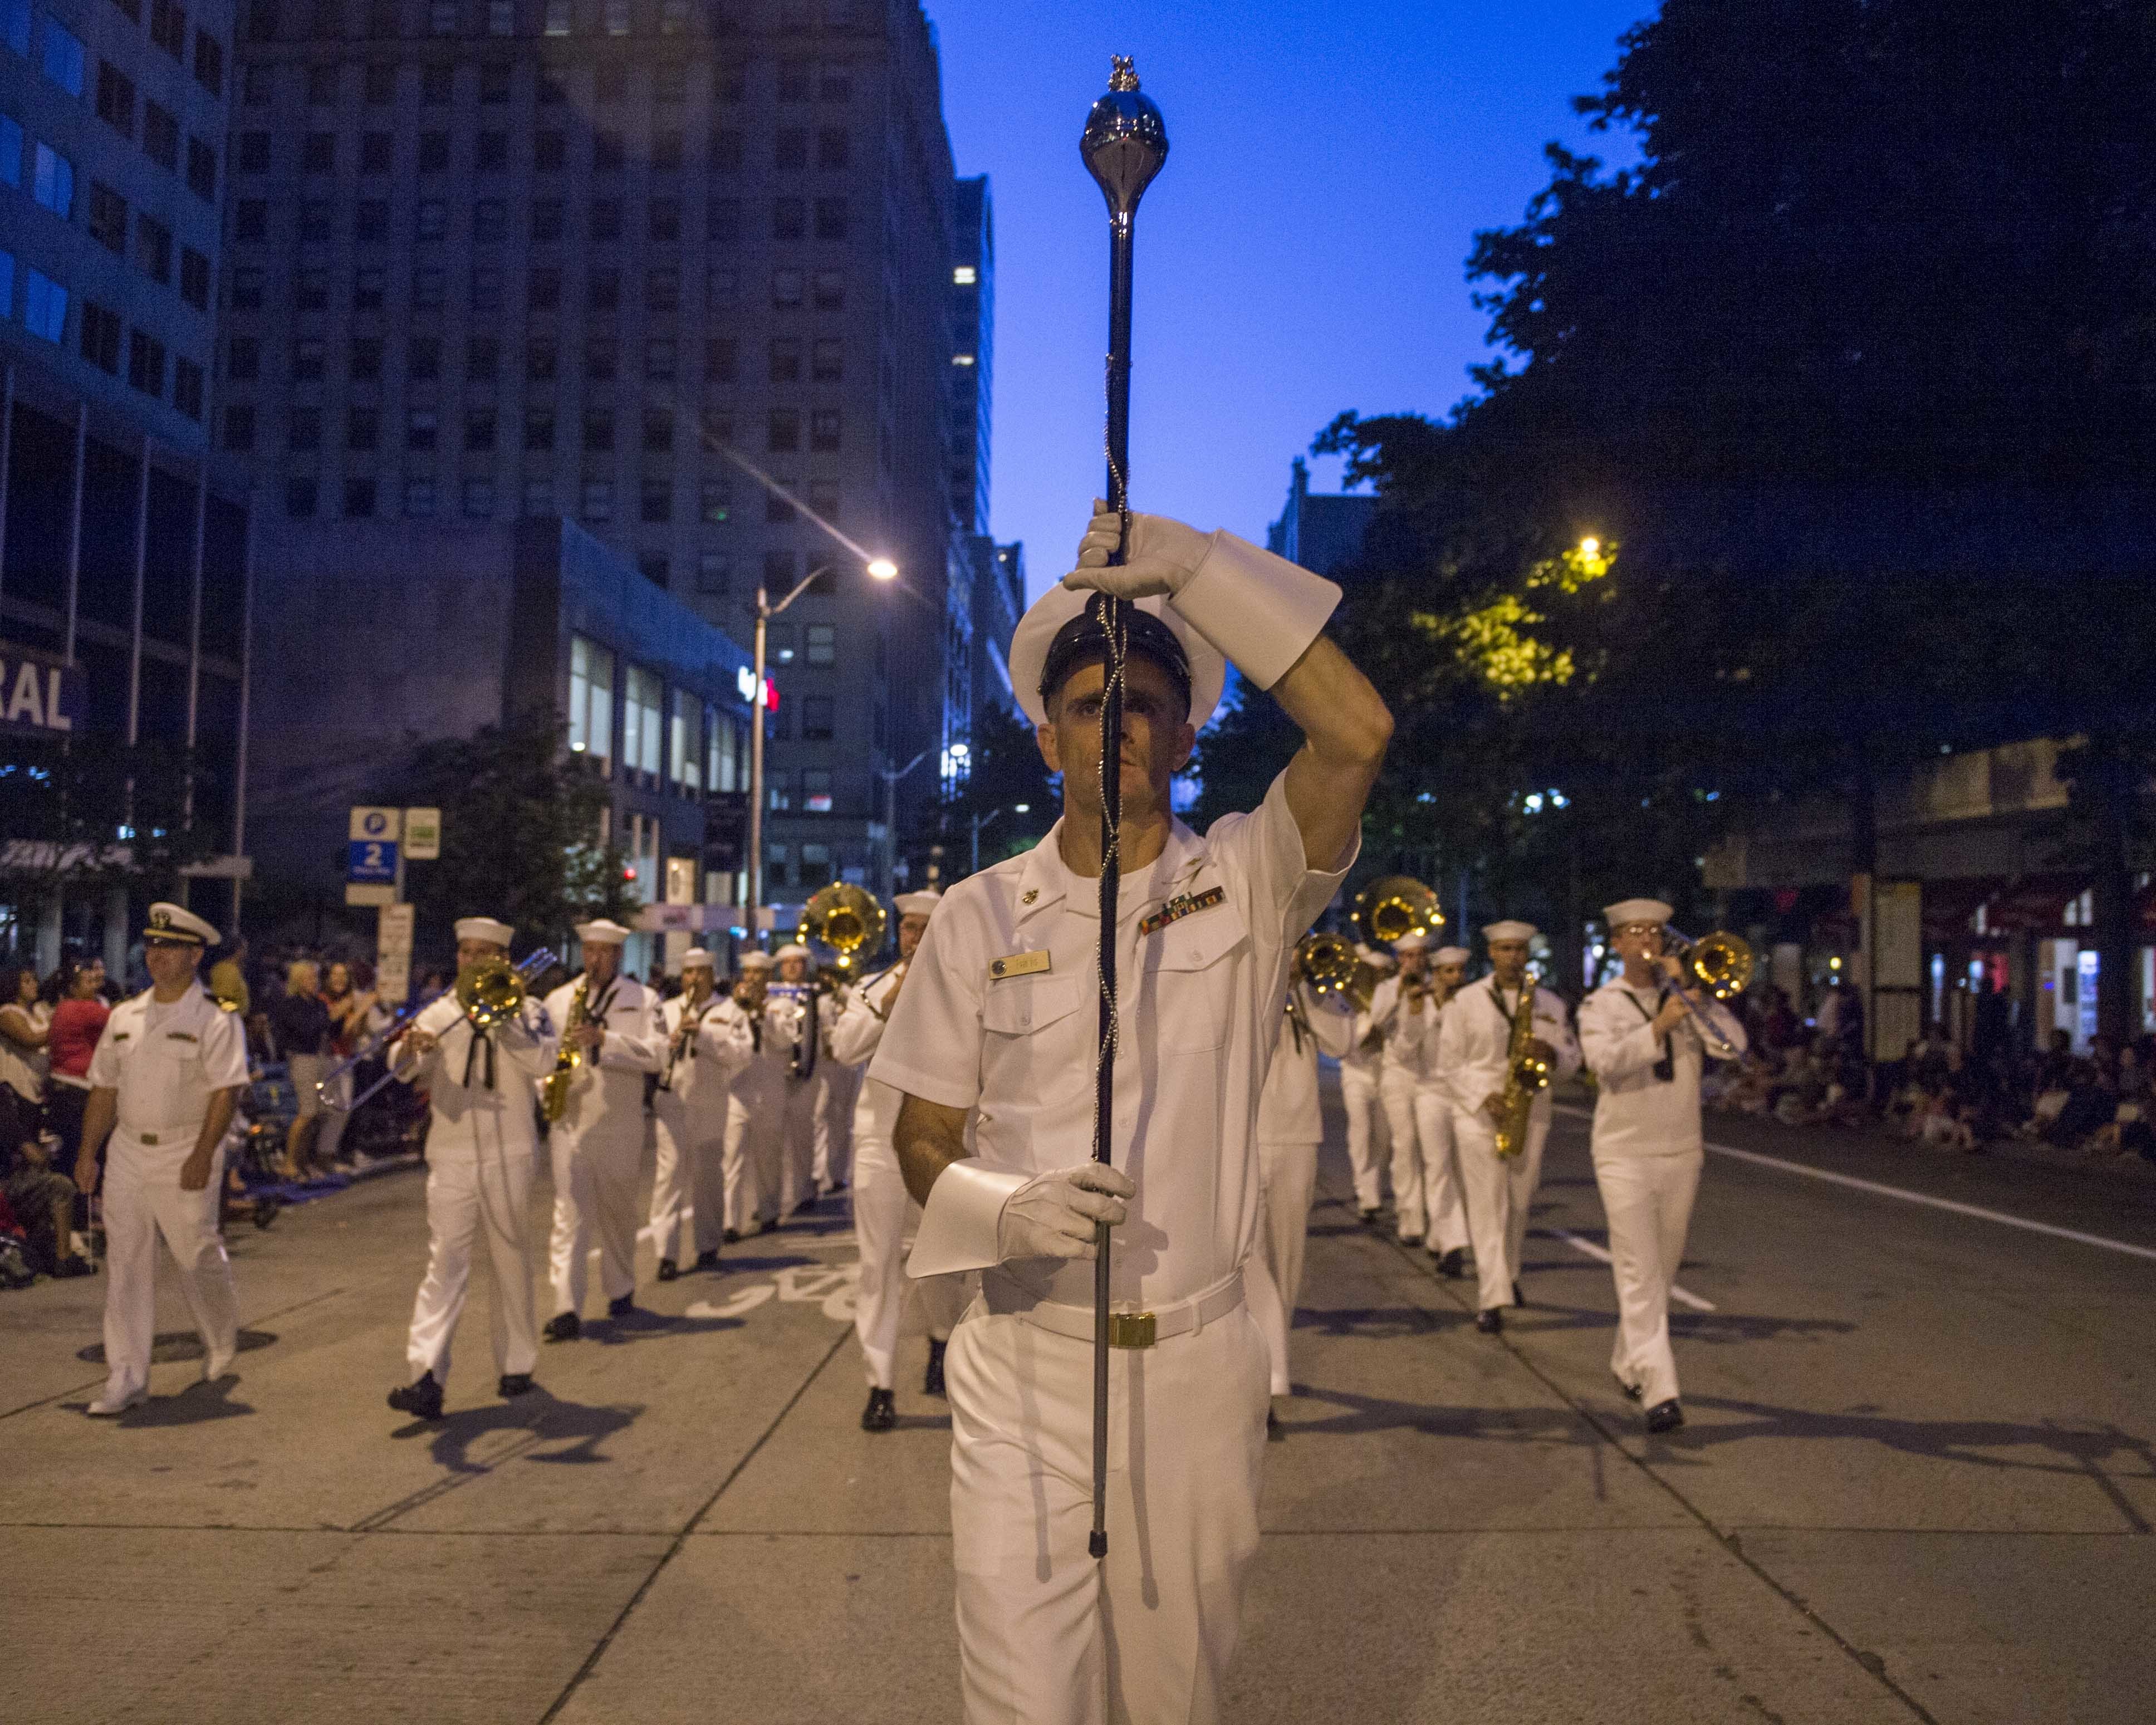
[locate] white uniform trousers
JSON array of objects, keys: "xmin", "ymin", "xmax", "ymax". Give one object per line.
[
  {"xmin": 1411, "ymin": 1084, "xmax": 1470, "ymax": 1256},
  {"xmin": 1337, "ymin": 1064, "xmax": 1390, "ymax": 1212},
  {"xmin": 1451, "ymin": 1106, "xmax": 1551, "ymax": 1312},
  {"xmin": 649, "ymin": 1092, "xmax": 726, "ymax": 1262},
  {"xmin": 779, "ymin": 1076, "xmax": 820, "ymax": 1213},
  {"xmin": 721, "ymin": 1082, "xmax": 783, "ymax": 1233},
  {"xmin": 816, "ymin": 1063, "xmax": 856, "ymax": 1189},
  {"xmin": 406, "ymin": 1147, "xmax": 538, "ymax": 1382},
  {"xmin": 1592, "ymin": 1149, "xmax": 1703, "ymax": 1407},
  {"xmin": 1377, "ymin": 1066, "xmax": 1427, "ymax": 1239},
  {"xmin": 851, "ymin": 1135, "xmax": 964, "ymax": 1389},
  {"xmin": 100, "ymin": 1144, "xmax": 238, "ymax": 1399},
  {"xmin": 947, "ymin": 1297, "xmax": 1269, "ymax": 1725},
  {"xmin": 548, "ymin": 1118, "xmax": 642, "ymax": 1316},
  {"xmin": 1250, "ymin": 1137, "xmax": 1319, "ymax": 1395}
]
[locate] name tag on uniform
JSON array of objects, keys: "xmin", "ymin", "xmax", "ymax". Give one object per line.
[
  {"xmin": 989, "ymin": 950, "xmax": 1052, "ymax": 981},
  {"xmin": 1139, "ymin": 886, "xmax": 1224, "ymax": 937}
]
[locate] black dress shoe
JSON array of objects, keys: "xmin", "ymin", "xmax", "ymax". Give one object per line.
[
  {"xmin": 498, "ymin": 1373, "xmax": 535, "ymax": 1399},
  {"xmin": 52, "ymin": 1253, "xmax": 96, "ymax": 1278},
  {"xmin": 693, "ymin": 1249, "xmax": 722, "ymax": 1272},
  {"xmin": 1358, "ymin": 1207, "xmax": 1381, "ymax": 1225},
  {"xmin": 1614, "ymin": 1374, "xmax": 1643, "ymax": 1401},
  {"xmin": 722, "ymin": 1227, "xmax": 741, "ymax": 1244},
  {"xmin": 656, "ymin": 1257, "xmax": 680, "ymax": 1282},
  {"xmin": 1396, "ymin": 1231, "xmax": 1424, "ymax": 1248},
  {"xmin": 791, "ymin": 1194, "xmax": 818, "ymax": 1218},
  {"xmin": 826, "ymin": 1177, "xmax": 848, "ymax": 1194},
  {"xmin": 1266, "ymin": 1407, "xmax": 1285, "ymax": 1443},
  {"xmin": 1645, "ymin": 1398, "xmax": 1685, "ymax": 1433},
  {"xmin": 607, "ymin": 1294, "xmax": 638, "ymax": 1319},
  {"xmin": 1513, "ymin": 1281, "xmax": 1527, "ymax": 1308},
  {"xmin": 388, "ymin": 1371, "xmax": 444, "ymax": 1420},
  {"xmin": 1437, "ymin": 1247, "xmax": 1467, "ymax": 1280},
  {"xmin": 861, "ymin": 1388, "xmax": 896, "ymax": 1432},
  {"xmin": 1476, "ymin": 1308, "xmax": 1503, "ymax": 1334},
  {"xmin": 543, "ymin": 1312, "xmax": 580, "ymax": 1343},
  {"xmin": 923, "ymin": 1338, "xmax": 948, "ymax": 1396}
]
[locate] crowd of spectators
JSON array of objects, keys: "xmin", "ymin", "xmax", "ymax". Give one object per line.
[{"xmin": 1699, "ymin": 981, "xmax": 2156, "ymax": 1164}]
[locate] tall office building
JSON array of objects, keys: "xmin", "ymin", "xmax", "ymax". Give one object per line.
[
  {"xmin": 948, "ymin": 169, "xmax": 986, "ymax": 536},
  {"xmin": 223, "ymin": 0, "xmax": 964, "ymax": 905},
  {"xmin": 1, "ymin": 0, "xmax": 252, "ymax": 964}
]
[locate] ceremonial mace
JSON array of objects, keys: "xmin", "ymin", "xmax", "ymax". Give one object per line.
[{"xmin": 1079, "ymin": 53, "xmax": 1168, "ymax": 1564}]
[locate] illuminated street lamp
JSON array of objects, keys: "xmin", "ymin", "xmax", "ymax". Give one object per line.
[{"xmin": 745, "ymin": 555, "xmax": 898, "ymax": 944}]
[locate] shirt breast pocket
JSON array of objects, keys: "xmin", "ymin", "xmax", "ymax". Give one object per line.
[
  {"xmin": 982, "ymin": 972, "xmax": 1092, "ymax": 1106},
  {"xmin": 1149, "ymin": 905, "xmax": 1247, "ymax": 1052}
]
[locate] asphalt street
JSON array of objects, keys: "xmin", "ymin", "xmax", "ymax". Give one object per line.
[{"xmin": 3, "ymin": 1082, "xmax": 2150, "ymax": 1724}]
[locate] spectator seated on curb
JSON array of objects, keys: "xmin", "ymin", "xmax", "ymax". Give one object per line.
[{"xmin": 1, "ymin": 1129, "xmax": 93, "ymax": 1280}]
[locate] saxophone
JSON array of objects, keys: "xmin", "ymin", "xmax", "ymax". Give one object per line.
[
  {"xmin": 1493, "ymin": 968, "xmax": 1551, "ymax": 1160},
  {"xmin": 541, "ymin": 978, "xmax": 589, "ymax": 1124}
]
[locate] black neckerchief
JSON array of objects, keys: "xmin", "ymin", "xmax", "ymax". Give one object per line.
[
  {"xmin": 1485, "ymin": 976, "xmax": 1520, "ymax": 1030},
  {"xmin": 1620, "ymin": 981, "xmax": 1675, "ymax": 1082},
  {"xmin": 460, "ymin": 1021, "xmax": 496, "ymax": 1090}
]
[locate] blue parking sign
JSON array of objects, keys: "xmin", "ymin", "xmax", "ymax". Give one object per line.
[{"xmin": 349, "ymin": 839, "xmax": 399, "ymax": 883}]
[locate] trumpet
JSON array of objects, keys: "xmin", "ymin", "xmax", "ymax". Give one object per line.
[
  {"xmin": 1293, "ymin": 930, "xmax": 1380, "ymax": 1010},
  {"xmin": 798, "ymin": 882, "xmax": 886, "ymax": 975},
  {"xmin": 1657, "ymin": 926, "xmax": 1753, "ymax": 1057},
  {"xmin": 1352, "ymin": 875, "xmax": 1444, "ymax": 950},
  {"xmin": 321, "ymin": 947, "xmax": 556, "ymax": 1112}
]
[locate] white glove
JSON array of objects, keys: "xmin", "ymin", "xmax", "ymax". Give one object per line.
[
  {"xmin": 997, "ymin": 1162, "xmax": 1136, "ymax": 1262},
  {"xmin": 1061, "ymin": 500, "xmax": 1212, "ymax": 601}
]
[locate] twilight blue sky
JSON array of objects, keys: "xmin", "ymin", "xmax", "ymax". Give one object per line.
[{"xmin": 923, "ymin": 1, "xmax": 1652, "ymax": 600}]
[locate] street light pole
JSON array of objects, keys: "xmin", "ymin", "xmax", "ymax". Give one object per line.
[
  {"xmin": 744, "ymin": 555, "xmax": 896, "ymax": 947},
  {"xmin": 876, "ymin": 748, "xmax": 930, "ymax": 902}
]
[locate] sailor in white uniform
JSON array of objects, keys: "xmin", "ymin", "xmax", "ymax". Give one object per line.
[
  {"xmin": 1577, "ymin": 898, "xmax": 1746, "ymax": 1433},
  {"xmin": 874, "ymin": 502, "xmax": 1390, "ymax": 1725},
  {"xmin": 1434, "ymin": 920, "xmax": 1581, "ymax": 1331},
  {"xmin": 830, "ymin": 889, "xmax": 964, "ymax": 1431},
  {"xmin": 76, "ymin": 903, "xmax": 250, "ymax": 1415},
  {"xmin": 649, "ymin": 948, "xmax": 752, "ymax": 1280},
  {"xmin": 717, "ymin": 951, "xmax": 786, "ymax": 1237},
  {"xmin": 1358, "ymin": 931, "xmax": 1439, "ymax": 1245},
  {"xmin": 386, "ymin": 916, "xmax": 559, "ymax": 1421},
  {"xmin": 541, "ymin": 920, "xmax": 663, "ymax": 1339},
  {"xmin": 1246, "ymin": 971, "xmax": 1356, "ymax": 1414},
  {"xmin": 768, "ymin": 942, "xmax": 836, "ymax": 1220},
  {"xmin": 1412, "ymin": 944, "xmax": 1474, "ymax": 1277},
  {"xmin": 1337, "ymin": 944, "xmax": 1393, "ymax": 1222}
]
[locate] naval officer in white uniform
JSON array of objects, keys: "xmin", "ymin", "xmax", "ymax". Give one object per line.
[
  {"xmin": 1577, "ymin": 898, "xmax": 1746, "ymax": 1433},
  {"xmin": 386, "ymin": 916, "xmax": 559, "ymax": 1421},
  {"xmin": 649, "ymin": 947, "xmax": 752, "ymax": 1280},
  {"xmin": 1435, "ymin": 920, "xmax": 1581, "ymax": 1331},
  {"xmin": 542, "ymin": 919, "xmax": 663, "ymax": 1339},
  {"xmin": 830, "ymin": 888, "xmax": 964, "ymax": 1431},
  {"xmin": 874, "ymin": 502, "xmax": 1391, "ymax": 1725},
  {"xmin": 76, "ymin": 903, "xmax": 251, "ymax": 1415}
]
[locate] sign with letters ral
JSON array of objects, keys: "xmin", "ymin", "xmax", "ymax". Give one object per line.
[{"xmin": 0, "ymin": 643, "xmax": 86, "ymax": 737}]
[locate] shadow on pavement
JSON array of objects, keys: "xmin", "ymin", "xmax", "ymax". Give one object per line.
[
  {"xmin": 586, "ymin": 1306, "xmax": 746, "ymax": 1345},
  {"xmin": 1296, "ymin": 1305, "xmax": 1460, "ymax": 1340},
  {"xmin": 391, "ymin": 1385, "xmax": 643, "ymax": 1471},
  {"xmin": 77, "ymin": 1326, "xmax": 278, "ymax": 1366},
  {"xmin": 61, "ymin": 1375, "xmax": 257, "ymax": 1427},
  {"xmin": 1281, "ymin": 1383, "xmax": 1595, "ymax": 1445}
]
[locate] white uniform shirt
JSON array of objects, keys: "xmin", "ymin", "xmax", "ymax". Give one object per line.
[
  {"xmin": 1357, "ymin": 974, "xmax": 1436, "ymax": 1079},
  {"xmin": 1433, "ymin": 976, "xmax": 1582, "ymax": 1117},
  {"xmin": 657, "ymin": 992, "xmax": 752, "ymax": 1106},
  {"xmin": 1577, "ymin": 975, "xmax": 1747, "ymax": 1158},
  {"xmin": 1257, "ymin": 985, "xmax": 1357, "ymax": 1144},
  {"xmin": 397, "ymin": 991, "xmax": 557, "ymax": 1157},
  {"xmin": 540, "ymin": 975, "xmax": 662, "ymax": 1132},
  {"xmin": 872, "ymin": 771, "xmax": 1354, "ymax": 1311},
  {"xmin": 87, "ymin": 982, "xmax": 250, "ymax": 1160},
  {"xmin": 830, "ymin": 962, "xmax": 908, "ymax": 1144}
]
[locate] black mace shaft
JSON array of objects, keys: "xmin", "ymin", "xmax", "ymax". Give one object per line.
[{"xmin": 1079, "ymin": 55, "xmax": 1168, "ymax": 1566}]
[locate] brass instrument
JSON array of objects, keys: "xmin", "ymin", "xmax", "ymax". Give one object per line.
[
  {"xmin": 540, "ymin": 977, "xmax": 589, "ymax": 1124},
  {"xmin": 1493, "ymin": 965, "xmax": 1551, "ymax": 1160},
  {"xmin": 1293, "ymin": 930, "xmax": 1379, "ymax": 1010},
  {"xmin": 1351, "ymin": 875, "xmax": 1445, "ymax": 950},
  {"xmin": 322, "ymin": 947, "xmax": 556, "ymax": 1111},
  {"xmin": 1659, "ymin": 926, "xmax": 1753, "ymax": 1057},
  {"xmin": 798, "ymin": 883, "xmax": 886, "ymax": 975}
]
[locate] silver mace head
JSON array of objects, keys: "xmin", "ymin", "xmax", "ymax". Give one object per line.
[{"xmin": 1081, "ymin": 55, "xmax": 1169, "ymax": 218}]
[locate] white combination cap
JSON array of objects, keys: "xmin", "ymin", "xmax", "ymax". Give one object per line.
[
  {"xmin": 453, "ymin": 916, "xmax": 514, "ymax": 948},
  {"xmin": 680, "ymin": 947, "xmax": 716, "ymax": 969},
  {"xmin": 893, "ymin": 889, "xmax": 943, "ymax": 918},
  {"xmin": 143, "ymin": 901, "xmax": 219, "ymax": 945},
  {"xmin": 1008, "ymin": 587, "xmax": 1228, "ymax": 729},
  {"xmin": 1483, "ymin": 920, "xmax": 1539, "ymax": 943},
  {"xmin": 575, "ymin": 919, "xmax": 632, "ymax": 946},
  {"xmin": 1433, "ymin": 945, "xmax": 1472, "ymax": 967},
  {"xmin": 1604, "ymin": 898, "xmax": 1673, "ymax": 930}
]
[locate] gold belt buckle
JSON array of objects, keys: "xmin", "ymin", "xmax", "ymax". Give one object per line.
[{"xmin": 1107, "ymin": 1310, "xmax": 1156, "ymax": 1350}]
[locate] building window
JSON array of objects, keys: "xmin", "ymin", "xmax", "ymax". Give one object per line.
[
  {"xmin": 709, "ymin": 129, "xmax": 742, "ymax": 171},
  {"xmin": 421, "ymin": 62, "xmax": 452, "ymax": 101},
  {"xmin": 534, "ymin": 129, "xmax": 564, "ymax": 171},
  {"xmin": 705, "ymin": 195, "xmax": 739, "ymax": 242},
  {"xmin": 526, "ymin": 336, "xmax": 557, "ymax": 380},
  {"xmin": 286, "ymin": 476, "xmax": 318, "ymax": 517},
  {"xmin": 238, "ymin": 129, "xmax": 270, "ymax": 171},
  {"xmin": 408, "ymin": 335, "xmax": 440, "ymax": 378},
  {"xmin": 643, "ymin": 337, "xmax": 675, "ymax": 380},
  {"xmin": 584, "ymin": 335, "xmax": 616, "ymax": 380},
  {"xmin": 347, "ymin": 404, "xmax": 379, "ymax": 449},
  {"xmin": 96, "ymin": 62, "xmax": 136, "ymax": 137},
  {"xmin": 817, "ymin": 126, "xmax": 847, "ymax": 169},
  {"xmin": 812, "ymin": 269, "xmax": 843, "ymax": 310},
  {"xmin": 537, "ymin": 67, "xmax": 566, "ymax": 103},
  {"xmin": 223, "ymin": 404, "xmax": 254, "ymax": 449},
  {"xmin": 767, "ymin": 409, "xmax": 799, "ymax": 452},
  {"xmin": 801, "ymin": 770, "xmax": 831, "ymax": 813},
  {"xmin": 542, "ymin": 0, "xmax": 567, "ymax": 33},
  {"xmin": 800, "ymin": 697, "xmax": 834, "ymax": 742},
  {"xmin": 819, "ymin": 58, "xmax": 849, "ymax": 101},
  {"xmin": 173, "ymin": 356, "xmax": 204, "ymax": 419},
  {"xmin": 521, "ymin": 477, "xmax": 552, "ymax": 514},
  {"xmin": 150, "ymin": 0, "xmax": 187, "ymax": 58},
  {"xmin": 531, "ymin": 197, "xmax": 563, "ymax": 240},
  {"xmin": 405, "ymin": 407, "xmax": 437, "ymax": 449},
  {"xmin": 775, "ymin": 127, "xmax": 806, "ymax": 170},
  {"xmin": 143, "ymin": 101, "xmax": 178, "ymax": 168},
  {"xmin": 302, "ymin": 129, "xmax": 334, "ymax": 172},
  {"xmin": 403, "ymin": 478, "xmax": 434, "ymax": 516},
  {"xmin": 806, "ymin": 623, "xmax": 834, "ymax": 666},
  {"xmin": 589, "ymin": 196, "xmax": 621, "ymax": 241},
  {"xmin": 291, "ymin": 338, "xmax": 325, "ymax": 379},
  {"xmin": 80, "ymin": 301, "xmax": 122, "ymax": 373},
  {"xmin": 698, "ymin": 476, "xmax": 731, "ymax": 522},
  {"xmin": 427, "ymin": 0, "xmax": 455, "ymax": 32},
  {"xmin": 297, "ymin": 268, "xmax": 329, "ymax": 312},
  {"xmin": 193, "ymin": 29, "xmax": 222, "ymax": 95},
  {"xmin": 181, "ymin": 246, "xmax": 209, "ymax": 308},
  {"xmin": 485, "ymin": 0, "xmax": 512, "ymax": 31},
  {"xmin": 570, "ymin": 635, "xmax": 614, "ymax": 765},
  {"xmin": 464, "ymin": 407, "xmax": 496, "ymax": 451},
  {"xmin": 364, "ymin": 61, "xmax": 395, "ymax": 102},
  {"xmin": 338, "ymin": 475, "xmax": 373, "ymax": 516},
  {"xmin": 354, "ymin": 265, "xmax": 385, "ymax": 307},
  {"xmin": 589, "ymin": 267, "xmax": 619, "ymax": 311},
  {"xmin": 356, "ymin": 198, "xmax": 389, "ymax": 241},
  {"xmin": 762, "ymin": 549, "xmax": 795, "ymax": 594},
  {"xmin": 592, "ymin": 128, "xmax": 623, "ymax": 171},
  {"xmin": 523, "ymin": 406, "xmax": 555, "ymax": 449},
  {"xmin": 463, "ymin": 477, "xmax": 494, "ymax": 516},
  {"xmin": 623, "ymin": 665, "xmax": 662, "ymax": 776},
  {"xmin": 696, "ymin": 550, "xmax": 729, "ymax": 594},
  {"xmin": 640, "ymin": 479, "xmax": 672, "ymax": 522},
  {"xmin": 777, "ymin": 56, "xmax": 808, "ymax": 100},
  {"xmin": 474, "ymin": 198, "xmax": 506, "ymax": 242},
  {"xmin": 300, "ymin": 197, "xmax": 331, "ymax": 241},
  {"xmin": 231, "ymin": 267, "xmax": 263, "ymax": 309},
  {"xmin": 243, "ymin": 60, "xmax": 271, "ymax": 100},
  {"xmin": 602, "ymin": 0, "xmax": 627, "ymax": 32},
  {"xmin": 88, "ymin": 183, "xmax": 128, "ymax": 254},
  {"xmin": 639, "ymin": 552, "xmax": 668, "ymax": 587},
  {"xmin": 648, "ymin": 198, "xmax": 680, "ymax": 242},
  {"xmin": 798, "ymin": 842, "xmax": 831, "ymax": 887},
  {"xmin": 651, "ymin": 129, "xmax": 683, "ymax": 171},
  {"xmin": 32, "ymin": 142, "xmax": 74, "ymax": 217},
  {"xmin": 814, "ymin": 195, "xmax": 846, "ymax": 240},
  {"xmin": 770, "ymin": 269, "xmax": 803, "ymax": 309},
  {"xmin": 476, "ymin": 128, "xmax": 507, "ymax": 169},
  {"xmin": 582, "ymin": 408, "xmax": 614, "ymax": 451},
  {"xmin": 125, "ymin": 327, "xmax": 167, "ymax": 396},
  {"xmin": 669, "ymin": 689, "xmax": 700, "ymax": 790},
  {"xmin": 765, "ymin": 491, "xmax": 793, "ymax": 525},
  {"xmin": 657, "ymin": 0, "xmax": 687, "ymax": 34},
  {"xmin": 642, "ymin": 407, "xmax": 674, "ymax": 452},
  {"xmin": 703, "ymin": 330, "xmax": 739, "ymax": 384},
  {"xmin": 707, "ymin": 703, "xmax": 739, "ymax": 793},
  {"xmin": 185, "ymin": 136, "xmax": 217, "ymax": 199},
  {"xmin": 528, "ymin": 266, "xmax": 560, "ymax": 310},
  {"xmin": 358, "ymin": 130, "xmax": 390, "ymax": 173},
  {"xmin": 349, "ymin": 335, "xmax": 381, "ymax": 379},
  {"xmin": 768, "ymin": 337, "xmax": 801, "ymax": 383},
  {"xmin": 705, "ymin": 267, "xmax": 738, "ymax": 307},
  {"xmin": 580, "ymin": 479, "xmax": 612, "ymax": 521},
  {"xmin": 479, "ymin": 59, "xmax": 508, "ymax": 101},
  {"xmin": 698, "ymin": 408, "xmax": 733, "ymax": 448},
  {"xmin": 771, "ymin": 196, "xmax": 804, "ymax": 241},
  {"xmin": 416, "ymin": 199, "xmax": 447, "ymax": 240},
  {"xmin": 810, "ymin": 409, "xmax": 840, "ymax": 452},
  {"xmin": 467, "ymin": 335, "xmax": 499, "ymax": 380}
]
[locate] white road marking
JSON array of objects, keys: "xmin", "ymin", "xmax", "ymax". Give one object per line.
[{"xmin": 1543, "ymin": 1227, "xmax": 1718, "ymax": 1311}]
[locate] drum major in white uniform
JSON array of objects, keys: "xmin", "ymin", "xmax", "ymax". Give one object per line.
[
  {"xmin": 875, "ymin": 504, "xmax": 1390, "ymax": 1725},
  {"xmin": 1577, "ymin": 898, "xmax": 1747, "ymax": 1433}
]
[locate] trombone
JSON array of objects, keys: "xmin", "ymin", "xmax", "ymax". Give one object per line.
[
  {"xmin": 1351, "ymin": 875, "xmax": 1445, "ymax": 950},
  {"xmin": 318, "ymin": 947, "xmax": 556, "ymax": 1112},
  {"xmin": 1293, "ymin": 930, "xmax": 1380, "ymax": 1011},
  {"xmin": 1656, "ymin": 927, "xmax": 1752, "ymax": 1058}
]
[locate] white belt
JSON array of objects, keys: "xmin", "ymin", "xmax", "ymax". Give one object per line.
[{"xmin": 983, "ymin": 1266, "xmax": 1245, "ymax": 1351}]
